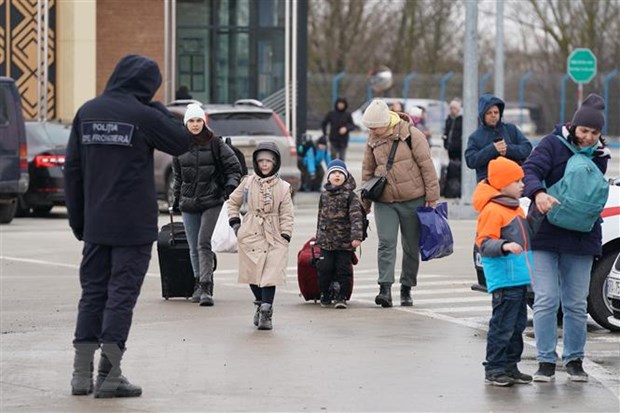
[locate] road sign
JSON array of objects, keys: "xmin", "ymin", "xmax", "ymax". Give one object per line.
[{"xmin": 567, "ymin": 48, "xmax": 597, "ymax": 84}]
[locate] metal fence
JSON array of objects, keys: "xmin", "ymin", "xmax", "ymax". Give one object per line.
[{"xmin": 307, "ymin": 71, "xmax": 620, "ymax": 137}]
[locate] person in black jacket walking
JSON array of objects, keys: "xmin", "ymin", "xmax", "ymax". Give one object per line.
[
  {"xmin": 441, "ymin": 98, "xmax": 464, "ymax": 198},
  {"xmin": 64, "ymin": 54, "xmax": 192, "ymax": 398},
  {"xmin": 172, "ymin": 103, "xmax": 242, "ymax": 306},
  {"xmin": 321, "ymin": 97, "xmax": 356, "ymax": 161}
]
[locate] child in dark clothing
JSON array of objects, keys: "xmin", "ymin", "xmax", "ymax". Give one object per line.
[{"xmin": 315, "ymin": 160, "xmax": 364, "ymax": 309}]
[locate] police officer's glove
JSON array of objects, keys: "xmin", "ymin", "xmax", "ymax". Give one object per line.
[
  {"xmin": 229, "ymin": 217, "xmax": 241, "ymax": 236},
  {"xmin": 224, "ymin": 185, "xmax": 236, "ymax": 200},
  {"xmin": 281, "ymin": 234, "xmax": 291, "ymax": 243},
  {"xmin": 72, "ymin": 228, "xmax": 83, "ymax": 241}
]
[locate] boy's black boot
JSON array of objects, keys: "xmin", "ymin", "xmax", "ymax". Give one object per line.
[
  {"xmin": 94, "ymin": 344, "xmax": 142, "ymax": 398},
  {"xmin": 375, "ymin": 283, "xmax": 393, "ymax": 307},
  {"xmin": 258, "ymin": 303, "xmax": 273, "ymax": 330},
  {"xmin": 400, "ymin": 285, "xmax": 413, "ymax": 306},
  {"xmin": 199, "ymin": 282, "xmax": 214, "ymax": 306},
  {"xmin": 70, "ymin": 342, "xmax": 98, "ymax": 396}
]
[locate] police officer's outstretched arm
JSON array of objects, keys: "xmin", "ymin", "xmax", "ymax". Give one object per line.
[
  {"xmin": 64, "ymin": 115, "xmax": 85, "ymax": 241},
  {"xmin": 142, "ymin": 101, "xmax": 191, "ymax": 156}
]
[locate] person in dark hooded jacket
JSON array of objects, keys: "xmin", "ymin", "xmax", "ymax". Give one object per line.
[
  {"xmin": 465, "ymin": 94, "xmax": 532, "ymax": 182},
  {"xmin": 64, "ymin": 54, "xmax": 191, "ymax": 399},
  {"xmin": 172, "ymin": 103, "xmax": 242, "ymax": 307},
  {"xmin": 321, "ymin": 97, "xmax": 356, "ymax": 161},
  {"xmin": 315, "ymin": 160, "xmax": 364, "ymax": 309}
]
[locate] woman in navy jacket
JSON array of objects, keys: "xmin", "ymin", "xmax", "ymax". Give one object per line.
[{"xmin": 522, "ymin": 94, "xmax": 611, "ymax": 383}]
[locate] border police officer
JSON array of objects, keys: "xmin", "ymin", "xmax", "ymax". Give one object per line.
[{"xmin": 64, "ymin": 54, "xmax": 192, "ymax": 398}]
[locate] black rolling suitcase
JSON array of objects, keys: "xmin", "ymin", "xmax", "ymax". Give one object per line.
[{"xmin": 157, "ymin": 209, "xmax": 195, "ymax": 300}]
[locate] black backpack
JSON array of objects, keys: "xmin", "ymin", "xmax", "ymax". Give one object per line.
[{"xmin": 211, "ymin": 136, "xmax": 248, "ymax": 180}]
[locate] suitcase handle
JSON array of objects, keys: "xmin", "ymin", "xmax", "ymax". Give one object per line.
[{"xmin": 168, "ymin": 207, "xmax": 176, "ymax": 245}]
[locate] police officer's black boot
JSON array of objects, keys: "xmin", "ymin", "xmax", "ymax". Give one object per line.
[
  {"xmin": 191, "ymin": 278, "xmax": 203, "ymax": 303},
  {"xmin": 400, "ymin": 285, "xmax": 413, "ymax": 306},
  {"xmin": 71, "ymin": 342, "xmax": 98, "ymax": 396},
  {"xmin": 94, "ymin": 344, "xmax": 142, "ymax": 398},
  {"xmin": 199, "ymin": 282, "xmax": 214, "ymax": 306},
  {"xmin": 375, "ymin": 283, "xmax": 393, "ymax": 308}
]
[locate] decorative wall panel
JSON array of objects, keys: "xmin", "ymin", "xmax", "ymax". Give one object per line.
[{"xmin": 0, "ymin": 0, "xmax": 56, "ymax": 119}]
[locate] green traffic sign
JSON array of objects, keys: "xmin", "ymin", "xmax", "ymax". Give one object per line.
[{"xmin": 567, "ymin": 48, "xmax": 597, "ymax": 84}]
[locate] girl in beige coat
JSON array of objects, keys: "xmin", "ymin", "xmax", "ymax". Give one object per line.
[
  {"xmin": 228, "ymin": 141, "xmax": 294, "ymax": 330},
  {"xmin": 361, "ymin": 99, "xmax": 440, "ymax": 308}
]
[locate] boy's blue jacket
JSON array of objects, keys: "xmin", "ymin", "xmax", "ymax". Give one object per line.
[
  {"xmin": 473, "ymin": 181, "xmax": 542, "ymax": 293},
  {"xmin": 465, "ymin": 95, "xmax": 532, "ymax": 182}
]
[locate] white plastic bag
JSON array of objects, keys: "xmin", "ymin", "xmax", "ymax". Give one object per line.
[{"xmin": 212, "ymin": 201, "xmax": 238, "ymax": 253}]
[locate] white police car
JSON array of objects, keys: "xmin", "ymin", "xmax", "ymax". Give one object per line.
[
  {"xmin": 473, "ymin": 177, "xmax": 620, "ymax": 331},
  {"xmin": 606, "ymin": 253, "xmax": 620, "ymax": 328}
]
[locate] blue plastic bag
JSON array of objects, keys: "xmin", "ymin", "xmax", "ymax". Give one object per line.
[{"xmin": 416, "ymin": 202, "xmax": 454, "ymax": 261}]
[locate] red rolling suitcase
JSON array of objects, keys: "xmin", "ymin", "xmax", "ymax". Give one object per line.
[{"xmin": 296, "ymin": 237, "xmax": 356, "ymax": 302}]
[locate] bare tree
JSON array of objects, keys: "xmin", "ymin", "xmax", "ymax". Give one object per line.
[{"xmin": 513, "ymin": 0, "xmax": 620, "ymax": 71}]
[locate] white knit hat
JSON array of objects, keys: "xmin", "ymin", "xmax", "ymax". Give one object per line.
[
  {"xmin": 184, "ymin": 103, "xmax": 206, "ymax": 126},
  {"xmin": 362, "ymin": 99, "xmax": 390, "ymax": 128}
]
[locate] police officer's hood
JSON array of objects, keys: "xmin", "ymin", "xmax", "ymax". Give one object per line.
[
  {"xmin": 478, "ymin": 94, "xmax": 505, "ymax": 126},
  {"xmin": 104, "ymin": 54, "xmax": 162, "ymax": 104},
  {"xmin": 252, "ymin": 141, "xmax": 281, "ymax": 178}
]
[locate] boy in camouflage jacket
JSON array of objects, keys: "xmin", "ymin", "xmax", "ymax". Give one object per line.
[{"xmin": 315, "ymin": 160, "xmax": 365, "ymax": 308}]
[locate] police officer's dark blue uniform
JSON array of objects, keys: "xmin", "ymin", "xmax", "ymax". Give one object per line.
[{"xmin": 64, "ymin": 55, "xmax": 191, "ymax": 398}]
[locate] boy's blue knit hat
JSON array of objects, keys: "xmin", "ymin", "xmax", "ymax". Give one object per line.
[{"xmin": 327, "ymin": 159, "xmax": 348, "ymax": 178}]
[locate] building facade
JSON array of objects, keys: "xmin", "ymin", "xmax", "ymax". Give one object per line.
[{"xmin": 1, "ymin": 0, "xmax": 306, "ymax": 135}]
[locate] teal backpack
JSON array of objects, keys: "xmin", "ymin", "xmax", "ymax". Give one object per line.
[{"xmin": 546, "ymin": 135, "xmax": 609, "ymax": 232}]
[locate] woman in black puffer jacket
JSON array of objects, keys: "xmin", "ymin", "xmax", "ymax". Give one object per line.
[{"xmin": 172, "ymin": 103, "xmax": 242, "ymax": 306}]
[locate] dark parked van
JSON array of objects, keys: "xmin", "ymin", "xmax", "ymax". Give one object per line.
[{"xmin": 0, "ymin": 77, "xmax": 29, "ymax": 223}]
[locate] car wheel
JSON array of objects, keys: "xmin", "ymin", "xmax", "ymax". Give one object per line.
[
  {"xmin": 32, "ymin": 205, "xmax": 53, "ymax": 217},
  {"xmin": 15, "ymin": 196, "xmax": 30, "ymax": 217},
  {"xmin": 588, "ymin": 251, "xmax": 620, "ymax": 332},
  {"xmin": 0, "ymin": 201, "xmax": 17, "ymax": 224}
]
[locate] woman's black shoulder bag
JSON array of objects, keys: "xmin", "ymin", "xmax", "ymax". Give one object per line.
[{"xmin": 361, "ymin": 139, "xmax": 399, "ymax": 201}]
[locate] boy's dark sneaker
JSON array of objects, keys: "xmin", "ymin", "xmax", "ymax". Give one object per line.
[
  {"xmin": 334, "ymin": 299, "xmax": 347, "ymax": 309},
  {"xmin": 566, "ymin": 359, "xmax": 588, "ymax": 382},
  {"xmin": 484, "ymin": 372, "xmax": 515, "ymax": 387},
  {"xmin": 320, "ymin": 294, "xmax": 331, "ymax": 308},
  {"xmin": 532, "ymin": 362, "xmax": 556, "ymax": 382},
  {"xmin": 507, "ymin": 368, "xmax": 533, "ymax": 384}
]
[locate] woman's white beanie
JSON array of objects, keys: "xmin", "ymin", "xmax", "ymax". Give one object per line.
[
  {"xmin": 362, "ymin": 99, "xmax": 390, "ymax": 128},
  {"xmin": 184, "ymin": 103, "xmax": 206, "ymax": 126}
]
